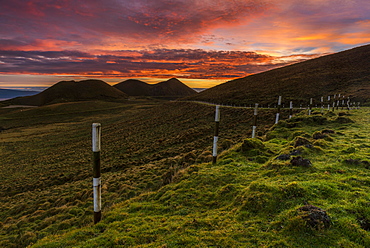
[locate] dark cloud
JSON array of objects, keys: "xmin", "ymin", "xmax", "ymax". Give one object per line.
[{"xmin": 0, "ymin": 48, "xmax": 310, "ymax": 79}]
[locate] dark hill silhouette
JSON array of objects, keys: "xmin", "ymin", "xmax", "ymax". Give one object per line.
[
  {"xmin": 113, "ymin": 79, "xmax": 152, "ymax": 96},
  {"xmin": 114, "ymin": 78, "xmax": 197, "ymax": 97},
  {"xmin": 8, "ymin": 79, "xmax": 127, "ymax": 106},
  {"xmin": 186, "ymin": 44, "xmax": 370, "ymax": 105},
  {"xmin": 153, "ymin": 78, "xmax": 197, "ymax": 96}
]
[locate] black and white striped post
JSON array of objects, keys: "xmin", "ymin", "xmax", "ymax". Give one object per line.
[
  {"xmin": 321, "ymin": 97, "xmax": 324, "ymax": 113},
  {"xmin": 212, "ymin": 105, "xmax": 220, "ymax": 164},
  {"xmin": 275, "ymin": 96, "xmax": 282, "ymax": 124},
  {"xmin": 308, "ymin": 98, "xmax": 313, "ymax": 115},
  {"xmin": 327, "ymin": 96, "xmax": 331, "ymax": 111},
  {"xmin": 289, "ymin": 101, "xmax": 293, "ymax": 119},
  {"xmin": 92, "ymin": 123, "xmax": 102, "ymax": 224},
  {"xmin": 252, "ymin": 103, "xmax": 258, "ymax": 138}
]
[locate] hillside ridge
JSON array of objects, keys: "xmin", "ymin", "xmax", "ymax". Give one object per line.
[
  {"xmin": 187, "ymin": 44, "xmax": 370, "ymax": 106},
  {"xmin": 114, "ymin": 77, "xmax": 197, "ymax": 97},
  {"xmin": 4, "ymin": 79, "xmax": 128, "ymax": 106}
]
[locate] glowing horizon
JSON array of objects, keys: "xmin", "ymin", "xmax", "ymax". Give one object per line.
[{"xmin": 1, "ymin": 0, "xmax": 370, "ymax": 88}]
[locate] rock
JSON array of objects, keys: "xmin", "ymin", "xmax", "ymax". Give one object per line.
[
  {"xmin": 294, "ymin": 137, "xmax": 311, "ymax": 148},
  {"xmin": 290, "ymin": 156, "xmax": 312, "ymax": 167},
  {"xmin": 312, "ymin": 131, "xmax": 327, "ymax": 140},
  {"xmin": 290, "ymin": 150, "xmax": 302, "ymax": 156},
  {"xmin": 305, "ymin": 144, "xmax": 313, "ymax": 149},
  {"xmin": 298, "ymin": 204, "xmax": 331, "ymax": 229},
  {"xmin": 321, "ymin": 129, "xmax": 335, "ymax": 134},
  {"xmin": 276, "ymin": 154, "xmax": 291, "ymax": 160}
]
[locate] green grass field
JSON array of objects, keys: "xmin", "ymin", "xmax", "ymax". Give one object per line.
[
  {"xmin": 1, "ymin": 100, "xmax": 284, "ymax": 247},
  {"xmin": 1, "ymin": 100, "xmax": 369, "ymax": 247}
]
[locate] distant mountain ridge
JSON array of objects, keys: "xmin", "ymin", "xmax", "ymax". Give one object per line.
[
  {"xmin": 6, "ymin": 79, "xmax": 127, "ymax": 106},
  {"xmin": 0, "ymin": 89, "xmax": 39, "ymax": 100},
  {"xmin": 114, "ymin": 78, "xmax": 197, "ymax": 97},
  {"xmin": 186, "ymin": 44, "xmax": 370, "ymax": 105}
]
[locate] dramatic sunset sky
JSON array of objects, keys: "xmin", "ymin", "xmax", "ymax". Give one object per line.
[{"xmin": 1, "ymin": 0, "xmax": 370, "ymax": 89}]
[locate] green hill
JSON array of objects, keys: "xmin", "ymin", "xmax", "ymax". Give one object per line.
[
  {"xmin": 5, "ymin": 79, "xmax": 127, "ymax": 106},
  {"xmin": 1, "ymin": 100, "xmax": 275, "ymax": 247},
  {"xmin": 1, "ymin": 98, "xmax": 370, "ymax": 247},
  {"xmin": 186, "ymin": 44, "xmax": 370, "ymax": 106},
  {"xmin": 28, "ymin": 107, "xmax": 370, "ymax": 247},
  {"xmin": 114, "ymin": 78, "xmax": 197, "ymax": 97}
]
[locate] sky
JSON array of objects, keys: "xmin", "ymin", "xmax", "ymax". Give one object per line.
[{"xmin": 1, "ymin": 0, "xmax": 370, "ymax": 89}]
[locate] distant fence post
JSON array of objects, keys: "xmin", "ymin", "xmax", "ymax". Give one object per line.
[
  {"xmin": 327, "ymin": 96, "xmax": 331, "ymax": 111},
  {"xmin": 308, "ymin": 98, "xmax": 313, "ymax": 115},
  {"xmin": 252, "ymin": 103, "xmax": 258, "ymax": 138},
  {"xmin": 275, "ymin": 96, "xmax": 282, "ymax": 124},
  {"xmin": 321, "ymin": 97, "xmax": 324, "ymax": 113},
  {"xmin": 212, "ymin": 105, "xmax": 220, "ymax": 164},
  {"xmin": 347, "ymin": 97, "xmax": 350, "ymax": 110},
  {"xmin": 289, "ymin": 101, "xmax": 293, "ymax": 119},
  {"xmin": 92, "ymin": 123, "xmax": 102, "ymax": 224}
]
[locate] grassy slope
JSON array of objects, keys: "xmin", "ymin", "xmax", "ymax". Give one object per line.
[
  {"xmin": 1, "ymin": 100, "xmax": 283, "ymax": 247},
  {"xmin": 30, "ymin": 107, "xmax": 370, "ymax": 247}
]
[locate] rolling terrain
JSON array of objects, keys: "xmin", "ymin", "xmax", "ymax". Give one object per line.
[
  {"xmin": 114, "ymin": 78, "xmax": 197, "ymax": 98},
  {"xmin": 2, "ymin": 101, "xmax": 368, "ymax": 247},
  {"xmin": 0, "ymin": 100, "xmax": 285, "ymax": 247},
  {"xmin": 32, "ymin": 107, "xmax": 370, "ymax": 247},
  {"xmin": 1, "ymin": 44, "xmax": 370, "ymax": 247},
  {"xmin": 187, "ymin": 44, "xmax": 370, "ymax": 106}
]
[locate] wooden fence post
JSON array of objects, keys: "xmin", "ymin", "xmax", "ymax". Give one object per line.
[
  {"xmin": 212, "ymin": 105, "xmax": 220, "ymax": 164},
  {"xmin": 342, "ymin": 99, "xmax": 345, "ymax": 110},
  {"xmin": 275, "ymin": 96, "xmax": 282, "ymax": 124},
  {"xmin": 308, "ymin": 98, "xmax": 313, "ymax": 115},
  {"xmin": 92, "ymin": 123, "xmax": 102, "ymax": 224},
  {"xmin": 332, "ymin": 94, "xmax": 337, "ymax": 111},
  {"xmin": 252, "ymin": 103, "xmax": 258, "ymax": 138},
  {"xmin": 289, "ymin": 101, "xmax": 293, "ymax": 119},
  {"xmin": 346, "ymin": 97, "xmax": 350, "ymax": 110}
]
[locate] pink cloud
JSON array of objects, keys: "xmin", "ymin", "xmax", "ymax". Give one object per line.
[{"xmin": 0, "ymin": 0, "xmax": 271, "ymax": 51}]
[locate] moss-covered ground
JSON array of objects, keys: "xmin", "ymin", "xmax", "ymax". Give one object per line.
[
  {"xmin": 26, "ymin": 107, "xmax": 370, "ymax": 247},
  {"xmin": 1, "ymin": 100, "xmax": 287, "ymax": 247}
]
